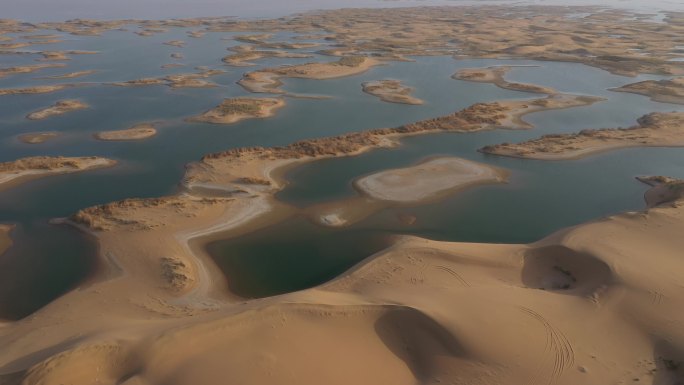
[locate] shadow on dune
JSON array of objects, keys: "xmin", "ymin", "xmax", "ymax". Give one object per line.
[
  {"xmin": 374, "ymin": 306, "xmax": 465, "ymax": 381},
  {"xmin": 522, "ymin": 245, "xmax": 612, "ymax": 296}
]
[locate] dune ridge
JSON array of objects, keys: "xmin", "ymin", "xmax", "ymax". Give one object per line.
[{"xmin": 0, "ymin": 156, "xmax": 117, "ymax": 191}]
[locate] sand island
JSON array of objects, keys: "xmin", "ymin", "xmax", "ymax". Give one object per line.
[
  {"xmin": 17, "ymin": 131, "xmax": 61, "ymax": 144},
  {"xmin": 0, "ymin": 63, "xmax": 65, "ymax": 78},
  {"xmin": 26, "ymin": 99, "xmax": 89, "ymax": 120},
  {"xmin": 0, "ymin": 156, "xmax": 116, "ymax": 191},
  {"xmin": 355, "ymin": 157, "xmax": 506, "ymax": 202},
  {"xmin": 187, "ymin": 97, "xmax": 285, "ymax": 124},
  {"xmin": 480, "ymin": 112, "xmax": 684, "ymax": 160},
  {"xmin": 222, "ymin": 45, "xmax": 312, "ymax": 66},
  {"xmin": 362, "ymin": 79, "xmax": 424, "ymax": 105},
  {"xmin": 95, "ymin": 123, "xmax": 158, "ymax": 141}
]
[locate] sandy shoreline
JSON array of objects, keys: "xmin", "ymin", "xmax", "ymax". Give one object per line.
[{"xmin": 454, "ymin": 66, "xmax": 557, "ymax": 95}]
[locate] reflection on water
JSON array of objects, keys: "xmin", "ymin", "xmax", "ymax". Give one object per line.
[{"xmin": 207, "ymin": 217, "xmax": 393, "ymax": 298}]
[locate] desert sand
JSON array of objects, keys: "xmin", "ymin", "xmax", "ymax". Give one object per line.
[
  {"xmin": 362, "ymin": 79, "xmax": 424, "ymax": 105},
  {"xmin": 95, "ymin": 123, "xmax": 158, "ymax": 141},
  {"xmin": 2, "ymin": 166, "xmax": 683, "ymax": 385},
  {"xmin": 612, "ymin": 77, "xmax": 684, "ymax": 105},
  {"xmin": 480, "ymin": 112, "xmax": 684, "ymax": 160},
  {"xmin": 187, "ymin": 97, "xmax": 285, "ymax": 124},
  {"xmin": 17, "ymin": 131, "xmax": 61, "ymax": 144},
  {"xmin": 454, "ymin": 66, "xmax": 557, "ymax": 95},
  {"xmin": 0, "ymin": 156, "xmax": 116, "ymax": 191},
  {"xmin": 355, "ymin": 157, "xmax": 506, "ymax": 202},
  {"xmin": 3, "ymin": 6, "xmax": 684, "ymax": 385},
  {"xmin": 239, "ymin": 56, "xmax": 380, "ymax": 94},
  {"xmin": 26, "ymin": 99, "xmax": 88, "ymax": 120}
]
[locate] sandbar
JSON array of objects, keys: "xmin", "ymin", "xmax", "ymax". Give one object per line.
[
  {"xmin": 0, "ymin": 224, "xmax": 12, "ymax": 256},
  {"xmin": 26, "ymin": 99, "xmax": 89, "ymax": 120},
  {"xmin": 0, "ymin": 84, "xmax": 73, "ymax": 96},
  {"xmin": 94, "ymin": 123, "xmax": 158, "ymax": 141},
  {"xmin": 0, "ymin": 63, "xmax": 66, "ymax": 78},
  {"xmin": 18, "ymin": 131, "xmax": 61, "ymax": 144},
  {"xmin": 354, "ymin": 157, "xmax": 506, "ymax": 202},
  {"xmin": 187, "ymin": 97, "xmax": 285, "ymax": 124},
  {"xmin": 38, "ymin": 70, "xmax": 98, "ymax": 79}
]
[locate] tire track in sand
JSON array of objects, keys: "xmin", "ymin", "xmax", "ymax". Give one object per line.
[{"xmin": 519, "ymin": 307, "xmax": 575, "ymax": 385}]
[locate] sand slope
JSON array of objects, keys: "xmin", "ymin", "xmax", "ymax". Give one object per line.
[{"xmin": 2, "ymin": 181, "xmax": 684, "ymax": 385}]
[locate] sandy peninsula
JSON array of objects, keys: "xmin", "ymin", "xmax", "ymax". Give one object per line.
[
  {"xmin": 362, "ymin": 79, "xmax": 424, "ymax": 105},
  {"xmin": 239, "ymin": 56, "xmax": 380, "ymax": 94},
  {"xmin": 611, "ymin": 77, "xmax": 684, "ymax": 105},
  {"xmin": 0, "ymin": 63, "xmax": 66, "ymax": 78},
  {"xmin": 38, "ymin": 70, "xmax": 98, "ymax": 80},
  {"xmin": 480, "ymin": 112, "xmax": 684, "ymax": 160},
  {"xmin": 0, "ymin": 156, "xmax": 116, "ymax": 191},
  {"xmin": 95, "ymin": 123, "xmax": 158, "ymax": 141},
  {"xmin": 26, "ymin": 99, "xmax": 88, "ymax": 120},
  {"xmin": 18, "ymin": 131, "xmax": 61, "ymax": 144},
  {"xmin": 355, "ymin": 157, "xmax": 506, "ymax": 202},
  {"xmin": 187, "ymin": 97, "xmax": 285, "ymax": 124},
  {"xmin": 454, "ymin": 66, "xmax": 557, "ymax": 95}
]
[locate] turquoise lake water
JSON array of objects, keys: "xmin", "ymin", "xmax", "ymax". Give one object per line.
[{"xmin": 1, "ymin": 26, "xmax": 683, "ymax": 314}]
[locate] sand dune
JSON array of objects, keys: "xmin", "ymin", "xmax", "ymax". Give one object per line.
[{"xmin": 2, "ymin": 179, "xmax": 684, "ymax": 385}]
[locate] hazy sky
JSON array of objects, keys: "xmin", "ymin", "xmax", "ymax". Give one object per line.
[{"xmin": 1, "ymin": 0, "xmax": 682, "ymax": 22}]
